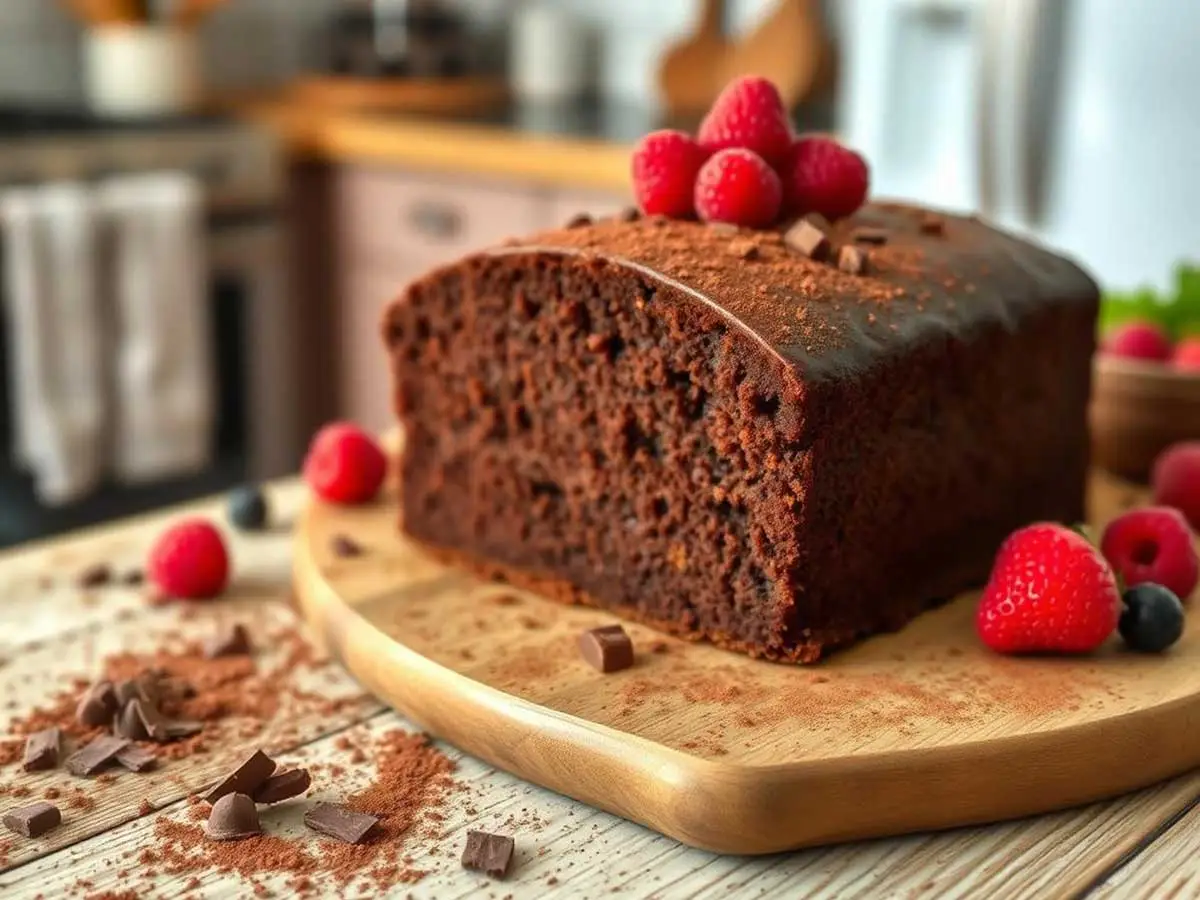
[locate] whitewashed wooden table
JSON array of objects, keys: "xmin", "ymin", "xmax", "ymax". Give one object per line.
[{"xmin": 0, "ymin": 480, "xmax": 1195, "ymax": 899}]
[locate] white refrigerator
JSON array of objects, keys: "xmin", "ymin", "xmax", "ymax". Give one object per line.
[{"xmin": 836, "ymin": 0, "xmax": 1200, "ymax": 292}]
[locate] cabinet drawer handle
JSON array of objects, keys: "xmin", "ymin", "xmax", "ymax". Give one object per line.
[{"xmin": 407, "ymin": 201, "xmax": 463, "ymax": 239}]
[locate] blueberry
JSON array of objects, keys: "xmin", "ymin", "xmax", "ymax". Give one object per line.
[
  {"xmin": 227, "ymin": 484, "xmax": 269, "ymax": 532},
  {"xmin": 1119, "ymin": 583, "xmax": 1185, "ymax": 653}
]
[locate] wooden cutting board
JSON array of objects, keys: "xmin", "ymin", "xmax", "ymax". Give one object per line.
[{"xmin": 292, "ymin": 467, "xmax": 1200, "ymax": 854}]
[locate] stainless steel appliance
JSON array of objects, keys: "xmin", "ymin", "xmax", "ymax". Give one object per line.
[{"xmin": 0, "ymin": 109, "xmax": 300, "ymax": 545}]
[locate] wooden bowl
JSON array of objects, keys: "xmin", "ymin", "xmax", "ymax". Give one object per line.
[{"xmin": 1090, "ymin": 355, "xmax": 1200, "ymax": 482}]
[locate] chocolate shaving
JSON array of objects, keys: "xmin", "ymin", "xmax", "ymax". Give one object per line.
[
  {"xmin": 729, "ymin": 238, "xmax": 760, "ymax": 261},
  {"xmin": 76, "ymin": 563, "xmax": 112, "ymax": 588},
  {"xmin": 578, "ymin": 625, "xmax": 635, "ymax": 673},
  {"xmin": 76, "ymin": 681, "xmax": 118, "ymax": 726},
  {"xmin": 851, "ymin": 226, "xmax": 888, "ymax": 245},
  {"xmin": 3, "ymin": 801, "xmax": 61, "ymax": 838},
  {"xmin": 114, "ymin": 745, "xmax": 158, "ymax": 773},
  {"xmin": 252, "ymin": 768, "xmax": 312, "ymax": 804},
  {"xmin": 461, "ymin": 830, "xmax": 515, "ymax": 878},
  {"xmin": 113, "ymin": 702, "xmax": 150, "ymax": 741},
  {"xmin": 122, "ymin": 569, "xmax": 145, "ymax": 586},
  {"xmin": 163, "ymin": 720, "xmax": 204, "ymax": 740},
  {"xmin": 564, "ymin": 212, "xmax": 592, "ymax": 229},
  {"xmin": 135, "ymin": 699, "xmax": 171, "ymax": 742},
  {"xmin": 65, "ymin": 735, "xmax": 130, "ymax": 776},
  {"xmin": 614, "ymin": 206, "xmax": 640, "ymax": 223},
  {"xmin": 304, "ymin": 803, "xmax": 379, "ymax": 844},
  {"xmin": 784, "ymin": 216, "xmax": 831, "ymax": 261},
  {"xmin": 202, "ymin": 749, "xmax": 276, "ymax": 804},
  {"xmin": 203, "ymin": 623, "xmax": 252, "ymax": 660},
  {"xmin": 919, "ymin": 214, "xmax": 945, "ymax": 235},
  {"xmin": 114, "ymin": 674, "xmax": 159, "ymax": 708},
  {"xmin": 22, "ymin": 728, "xmax": 60, "ymax": 772},
  {"xmin": 330, "ymin": 535, "xmax": 363, "ymax": 558},
  {"xmin": 206, "ymin": 793, "xmax": 262, "ymax": 841}
]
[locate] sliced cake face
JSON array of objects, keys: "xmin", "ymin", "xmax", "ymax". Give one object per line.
[{"xmin": 383, "ymin": 207, "xmax": 1099, "ymax": 662}]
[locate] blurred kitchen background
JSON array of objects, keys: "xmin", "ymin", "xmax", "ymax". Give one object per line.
[{"xmin": 0, "ymin": 0, "xmax": 1195, "ymax": 547}]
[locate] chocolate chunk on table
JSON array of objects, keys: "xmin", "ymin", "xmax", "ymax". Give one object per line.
[
  {"xmin": 838, "ymin": 245, "xmax": 869, "ymax": 275},
  {"xmin": 65, "ymin": 736, "xmax": 130, "ymax": 777},
  {"xmin": 76, "ymin": 681, "xmax": 118, "ymax": 726},
  {"xmin": 3, "ymin": 801, "xmax": 61, "ymax": 838},
  {"xmin": 205, "ymin": 793, "xmax": 262, "ymax": 841},
  {"xmin": 253, "ymin": 769, "xmax": 312, "ymax": 804},
  {"xmin": 114, "ymin": 745, "xmax": 158, "ymax": 773},
  {"xmin": 330, "ymin": 534, "xmax": 363, "ymax": 558},
  {"xmin": 163, "ymin": 719, "xmax": 204, "ymax": 740},
  {"xmin": 203, "ymin": 623, "xmax": 252, "ymax": 659},
  {"xmin": 578, "ymin": 625, "xmax": 635, "ymax": 673},
  {"xmin": 784, "ymin": 216, "xmax": 832, "ymax": 261},
  {"xmin": 303, "ymin": 803, "xmax": 378, "ymax": 844},
  {"xmin": 202, "ymin": 749, "xmax": 276, "ymax": 804},
  {"xmin": 114, "ymin": 674, "xmax": 159, "ymax": 708},
  {"xmin": 134, "ymin": 699, "xmax": 171, "ymax": 742},
  {"xmin": 76, "ymin": 563, "xmax": 112, "ymax": 588},
  {"xmin": 113, "ymin": 701, "xmax": 150, "ymax": 741},
  {"xmin": 22, "ymin": 728, "xmax": 60, "ymax": 772},
  {"xmin": 461, "ymin": 830, "xmax": 515, "ymax": 878}
]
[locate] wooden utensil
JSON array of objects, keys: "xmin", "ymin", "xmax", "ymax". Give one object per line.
[
  {"xmin": 657, "ymin": 0, "xmax": 729, "ymax": 117},
  {"xmin": 721, "ymin": 0, "xmax": 828, "ymax": 108}
]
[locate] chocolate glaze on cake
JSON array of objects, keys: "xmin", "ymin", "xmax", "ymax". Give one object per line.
[{"xmin": 382, "ymin": 204, "xmax": 1098, "ymax": 662}]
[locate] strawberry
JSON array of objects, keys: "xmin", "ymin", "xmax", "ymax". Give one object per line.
[
  {"xmin": 1102, "ymin": 321, "xmax": 1172, "ymax": 362},
  {"xmin": 630, "ymin": 129, "xmax": 709, "ymax": 219},
  {"xmin": 1100, "ymin": 506, "xmax": 1199, "ymax": 601},
  {"xmin": 303, "ymin": 422, "xmax": 388, "ymax": 505},
  {"xmin": 976, "ymin": 523, "xmax": 1121, "ymax": 654},
  {"xmin": 1153, "ymin": 441, "xmax": 1200, "ymax": 530},
  {"xmin": 697, "ymin": 76, "xmax": 794, "ymax": 168},
  {"xmin": 693, "ymin": 148, "xmax": 782, "ymax": 228},
  {"xmin": 782, "ymin": 135, "xmax": 870, "ymax": 220},
  {"xmin": 147, "ymin": 519, "xmax": 230, "ymax": 601}
]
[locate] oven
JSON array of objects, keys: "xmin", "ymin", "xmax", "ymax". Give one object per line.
[{"xmin": 0, "ymin": 112, "xmax": 304, "ymax": 547}]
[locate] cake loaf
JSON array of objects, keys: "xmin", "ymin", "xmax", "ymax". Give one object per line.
[{"xmin": 382, "ymin": 205, "xmax": 1099, "ymax": 662}]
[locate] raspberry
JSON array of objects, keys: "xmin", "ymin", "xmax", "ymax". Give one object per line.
[
  {"xmin": 303, "ymin": 422, "xmax": 388, "ymax": 505},
  {"xmin": 1173, "ymin": 336, "xmax": 1200, "ymax": 371},
  {"xmin": 1153, "ymin": 441, "xmax": 1200, "ymax": 530},
  {"xmin": 1102, "ymin": 321, "xmax": 1172, "ymax": 361},
  {"xmin": 782, "ymin": 136, "xmax": 870, "ymax": 220},
  {"xmin": 630, "ymin": 130, "xmax": 709, "ymax": 219},
  {"xmin": 694, "ymin": 148, "xmax": 782, "ymax": 228},
  {"xmin": 697, "ymin": 76, "xmax": 793, "ymax": 167},
  {"xmin": 1100, "ymin": 506, "xmax": 1199, "ymax": 601},
  {"xmin": 976, "ymin": 523, "xmax": 1120, "ymax": 654},
  {"xmin": 147, "ymin": 519, "xmax": 230, "ymax": 601}
]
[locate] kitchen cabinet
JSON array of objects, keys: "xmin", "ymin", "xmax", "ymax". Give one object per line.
[{"xmin": 324, "ymin": 164, "xmax": 628, "ymax": 428}]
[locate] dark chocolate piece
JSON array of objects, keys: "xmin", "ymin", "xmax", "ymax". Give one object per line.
[
  {"xmin": 252, "ymin": 769, "xmax": 312, "ymax": 804},
  {"xmin": 113, "ymin": 701, "xmax": 150, "ymax": 741},
  {"xmin": 614, "ymin": 206, "xmax": 640, "ymax": 223},
  {"xmin": 303, "ymin": 803, "xmax": 378, "ymax": 844},
  {"xmin": 22, "ymin": 728, "xmax": 60, "ymax": 772},
  {"xmin": 851, "ymin": 226, "xmax": 888, "ymax": 245},
  {"xmin": 565, "ymin": 213, "xmax": 592, "ymax": 229},
  {"xmin": 331, "ymin": 535, "xmax": 363, "ymax": 558},
  {"xmin": 122, "ymin": 570, "xmax": 145, "ymax": 586},
  {"xmin": 114, "ymin": 674, "xmax": 158, "ymax": 708},
  {"xmin": 163, "ymin": 719, "xmax": 204, "ymax": 740},
  {"xmin": 203, "ymin": 623, "xmax": 252, "ymax": 659},
  {"xmin": 65, "ymin": 735, "xmax": 130, "ymax": 776},
  {"xmin": 202, "ymin": 749, "xmax": 276, "ymax": 804},
  {"xmin": 919, "ymin": 214, "xmax": 945, "ymax": 235},
  {"xmin": 134, "ymin": 699, "xmax": 171, "ymax": 742},
  {"xmin": 461, "ymin": 830, "xmax": 515, "ymax": 878},
  {"xmin": 578, "ymin": 625, "xmax": 634, "ymax": 673},
  {"xmin": 76, "ymin": 563, "xmax": 112, "ymax": 588},
  {"xmin": 729, "ymin": 239, "xmax": 760, "ymax": 261},
  {"xmin": 76, "ymin": 681, "xmax": 118, "ymax": 726},
  {"xmin": 205, "ymin": 793, "xmax": 262, "ymax": 841},
  {"xmin": 838, "ymin": 245, "xmax": 869, "ymax": 276},
  {"xmin": 114, "ymin": 745, "xmax": 158, "ymax": 773},
  {"xmin": 3, "ymin": 801, "xmax": 61, "ymax": 838},
  {"xmin": 784, "ymin": 216, "xmax": 831, "ymax": 261}
]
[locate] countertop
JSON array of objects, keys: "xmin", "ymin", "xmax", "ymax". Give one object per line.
[
  {"xmin": 0, "ymin": 481, "xmax": 1195, "ymax": 897},
  {"xmin": 228, "ymin": 93, "xmax": 836, "ymax": 191}
]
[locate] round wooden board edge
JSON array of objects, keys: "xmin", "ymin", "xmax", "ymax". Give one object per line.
[{"xmin": 291, "ymin": 496, "xmax": 1200, "ymax": 855}]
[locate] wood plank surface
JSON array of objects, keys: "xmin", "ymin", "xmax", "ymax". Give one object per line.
[
  {"xmin": 293, "ymin": 468, "xmax": 1200, "ymax": 853},
  {"xmin": 1089, "ymin": 799, "xmax": 1200, "ymax": 899}
]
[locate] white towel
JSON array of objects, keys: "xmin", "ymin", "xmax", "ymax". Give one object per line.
[
  {"xmin": 0, "ymin": 183, "xmax": 107, "ymax": 505},
  {"xmin": 98, "ymin": 172, "xmax": 214, "ymax": 484}
]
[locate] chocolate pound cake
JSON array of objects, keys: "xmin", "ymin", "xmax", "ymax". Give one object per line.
[{"xmin": 381, "ymin": 205, "xmax": 1098, "ymax": 662}]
